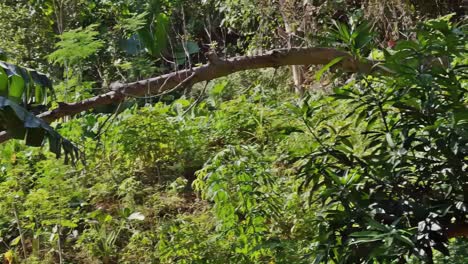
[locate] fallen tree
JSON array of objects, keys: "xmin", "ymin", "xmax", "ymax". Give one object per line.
[{"xmin": 0, "ymin": 47, "xmax": 380, "ymax": 143}]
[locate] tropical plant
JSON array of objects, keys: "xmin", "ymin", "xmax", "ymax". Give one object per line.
[
  {"xmin": 289, "ymin": 14, "xmax": 467, "ymax": 262},
  {"xmin": 0, "ymin": 61, "xmax": 79, "ymax": 161}
]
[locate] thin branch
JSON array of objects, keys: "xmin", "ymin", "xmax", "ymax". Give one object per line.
[{"xmin": 182, "ymin": 81, "xmax": 209, "ymax": 116}]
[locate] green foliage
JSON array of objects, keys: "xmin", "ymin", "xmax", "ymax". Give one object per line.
[
  {"xmin": 0, "ymin": 2, "xmax": 54, "ymax": 68},
  {"xmin": 0, "ymin": 1, "xmax": 467, "ymax": 263},
  {"xmin": 47, "ymin": 24, "xmax": 104, "ymax": 68},
  {"xmin": 0, "ymin": 144, "xmax": 85, "ymax": 262},
  {"xmin": 0, "ymin": 61, "xmax": 52, "ymax": 104},
  {"xmin": 289, "ymin": 15, "xmax": 467, "ymax": 263},
  {"xmin": 46, "ymin": 24, "xmax": 105, "ymax": 102},
  {"xmin": 329, "ymin": 19, "xmax": 376, "ymax": 56},
  {"xmin": 0, "ymin": 97, "xmax": 79, "ymax": 161},
  {"xmin": 0, "ymin": 49, "xmax": 8, "ymax": 61},
  {"xmin": 194, "ymin": 145, "xmax": 277, "ymax": 260},
  {"xmin": 433, "ymin": 239, "xmax": 468, "ymax": 263},
  {"xmin": 137, "ymin": 13, "xmax": 169, "ymax": 58},
  {"xmin": 209, "ymin": 0, "xmax": 280, "ymax": 51},
  {"xmin": 116, "ymin": 12, "xmax": 149, "ymax": 37},
  {"xmin": 0, "ymin": 61, "xmax": 78, "ymax": 161}
]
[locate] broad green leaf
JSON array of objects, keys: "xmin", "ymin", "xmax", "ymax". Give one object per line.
[
  {"xmin": 1, "ymin": 105, "xmax": 26, "ymax": 139},
  {"xmin": 0, "ymin": 66, "xmax": 8, "ymax": 96},
  {"xmin": 25, "ymin": 127, "xmax": 46, "ymax": 147},
  {"xmin": 8, "ymin": 74, "xmax": 25, "ymax": 103},
  {"xmin": 0, "ymin": 96, "xmax": 80, "ymax": 162},
  {"xmin": 29, "ymin": 70, "xmax": 52, "ymax": 104},
  {"xmin": 350, "ymin": 231, "xmax": 381, "ymax": 237},
  {"xmin": 395, "ymin": 40, "xmax": 421, "ymax": 51},
  {"xmin": 10, "ymin": 236, "xmax": 21, "ymax": 246},
  {"xmin": 137, "ymin": 28, "xmax": 156, "ymax": 56},
  {"xmin": 395, "ymin": 234, "xmax": 415, "ymax": 247},
  {"xmin": 315, "ymin": 56, "xmax": 344, "ymax": 81},
  {"xmin": 185, "ymin": 41, "xmax": 200, "ymax": 54},
  {"xmin": 34, "ymin": 85, "xmax": 45, "ymax": 105},
  {"xmin": 385, "ymin": 133, "xmax": 395, "ymax": 148},
  {"xmin": 139, "ymin": 12, "xmax": 169, "ymax": 58}
]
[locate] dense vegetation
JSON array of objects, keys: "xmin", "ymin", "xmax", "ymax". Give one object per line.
[{"xmin": 0, "ymin": 1, "xmax": 467, "ymax": 263}]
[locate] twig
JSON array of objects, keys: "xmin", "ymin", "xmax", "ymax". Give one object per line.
[
  {"xmin": 12, "ymin": 202, "xmax": 27, "ymax": 259},
  {"xmin": 182, "ymin": 81, "xmax": 209, "ymax": 116},
  {"xmin": 156, "ymin": 71, "xmax": 196, "ymax": 97},
  {"xmin": 94, "ymin": 102, "xmax": 123, "ymax": 140}
]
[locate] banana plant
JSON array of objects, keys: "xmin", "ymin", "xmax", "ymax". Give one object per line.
[{"xmin": 0, "ymin": 61, "xmax": 80, "ymax": 163}]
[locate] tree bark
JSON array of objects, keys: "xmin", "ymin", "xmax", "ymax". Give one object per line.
[
  {"xmin": 278, "ymin": 0, "xmax": 305, "ymax": 95},
  {"xmin": 0, "ymin": 47, "xmax": 376, "ymax": 143}
]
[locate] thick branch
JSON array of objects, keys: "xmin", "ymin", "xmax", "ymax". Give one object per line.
[{"xmin": 0, "ymin": 47, "xmax": 374, "ymax": 143}]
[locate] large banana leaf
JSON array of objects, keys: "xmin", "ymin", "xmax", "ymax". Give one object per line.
[
  {"xmin": 0, "ymin": 61, "xmax": 52, "ymax": 105},
  {"xmin": 0, "ymin": 61, "xmax": 79, "ymax": 163},
  {"xmin": 137, "ymin": 13, "xmax": 169, "ymax": 57}
]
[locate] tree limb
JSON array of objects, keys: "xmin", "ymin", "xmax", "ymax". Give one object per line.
[{"xmin": 0, "ymin": 47, "xmax": 376, "ymax": 143}]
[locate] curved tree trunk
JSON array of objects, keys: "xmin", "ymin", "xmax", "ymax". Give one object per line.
[{"xmin": 0, "ymin": 47, "xmax": 378, "ymax": 143}]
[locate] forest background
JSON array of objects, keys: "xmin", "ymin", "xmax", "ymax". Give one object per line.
[{"xmin": 0, "ymin": 0, "xmax": 467, "ymax": 263}]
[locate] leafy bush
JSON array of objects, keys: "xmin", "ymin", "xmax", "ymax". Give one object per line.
[{"xmin": 288, "ymin": 14, "xmax": 467, "ymax": 262}]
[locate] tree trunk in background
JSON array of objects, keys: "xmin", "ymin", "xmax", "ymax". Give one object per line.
[{"xmin": 279, "ymin": 0, "xmax": 304, "ymax": 95}]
